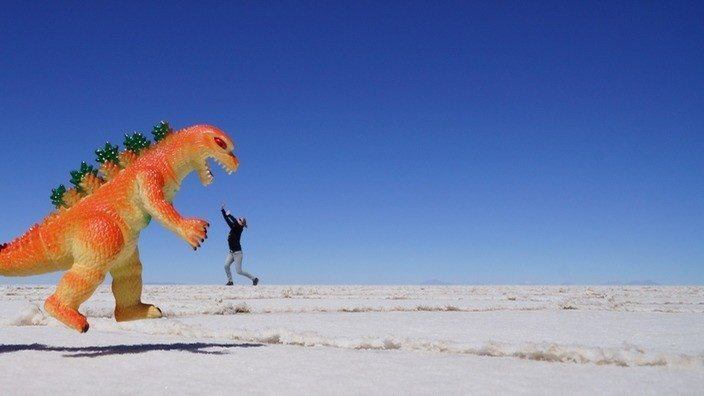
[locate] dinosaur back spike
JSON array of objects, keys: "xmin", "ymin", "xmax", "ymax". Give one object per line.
[
  {"xmin": 124, "ymin": 132, "xmax": 151, "ymax": 154},
  {"xmin": 69, "ymin": 162, "xmax": 98, "ymax": 193},
  {"xmin": 95, "ymin": 142, "xmax": 120, "ymax": 165},
  {"xmin": 50, "ymin": 185, "xmax": 67, "ymax": 209},
  {"xmin": 152, "ymin": 121, "xmax": 173, "ymax": 142}
]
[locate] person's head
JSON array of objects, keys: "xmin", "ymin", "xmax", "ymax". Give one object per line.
[{"xmin": 238, "ymin": 217, "xmax": 248, "ymax": 228}]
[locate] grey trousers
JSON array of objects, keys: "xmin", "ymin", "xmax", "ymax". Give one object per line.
[{"xmin": 224, "ymin": 251, "xmax": 255, "ymax": 282}]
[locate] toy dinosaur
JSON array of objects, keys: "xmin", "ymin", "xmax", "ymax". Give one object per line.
[{"xmin": 0, "ymin": 123, "xmax": 239, "ymax": 332}]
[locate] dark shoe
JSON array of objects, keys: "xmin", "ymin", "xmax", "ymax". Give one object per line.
[
  {"xmin": 226, "ymin": 281, "xmax": 234, "ymax": 286},
  {"xmin": 252, "ymin": 278, "xmax": 259, "ymax": 286}
]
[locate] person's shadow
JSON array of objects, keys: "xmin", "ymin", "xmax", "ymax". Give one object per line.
[{"xmin": 0, "ymin": 342, "xmax": 263, "ymax": 358}]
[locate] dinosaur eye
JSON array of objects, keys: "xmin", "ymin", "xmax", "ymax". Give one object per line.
[{"xmin": 214, "ymin": 137, "xmax": 228, "ymax": 150}]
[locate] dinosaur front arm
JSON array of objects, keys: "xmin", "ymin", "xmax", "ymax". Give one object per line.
[{"xmin": 137, "ymin": 170, "xmax": 209, "ymax": 249}]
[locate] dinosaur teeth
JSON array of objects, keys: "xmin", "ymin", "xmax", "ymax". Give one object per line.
[
  {"xmin": 198, "ymin": 160, "xmax": 215, "ymax": 186},
  {"xmin": 205, "ymin": 156, "xmax": 233, "ymax": 175},
  {"xmin": 216, "ymin": 160, "xmax": 229, "ymax": 172}
]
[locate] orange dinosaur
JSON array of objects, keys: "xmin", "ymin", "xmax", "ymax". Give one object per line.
[{"xmin": 0, "ymin": 123, "xmax": 239, "ymax": 332}]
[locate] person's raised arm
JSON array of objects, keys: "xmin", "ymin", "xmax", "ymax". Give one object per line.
[{"xmin": 221, "ymin": 205, "xmax": 236, "ymax": 228}]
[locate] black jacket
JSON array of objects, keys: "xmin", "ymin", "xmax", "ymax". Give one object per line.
[{"xmin": 221, "ymin": 209, "xmax": 244, "ymax": 252}]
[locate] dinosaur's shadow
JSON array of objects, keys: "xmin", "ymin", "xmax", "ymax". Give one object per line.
[{"xmin": 0, "ymin": 342, "xmax": 263, "ymax": 358}]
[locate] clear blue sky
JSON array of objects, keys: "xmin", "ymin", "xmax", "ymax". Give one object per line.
[{"xmin": 1, "ymin": 2, "xmax": 702, "ymax": 285}]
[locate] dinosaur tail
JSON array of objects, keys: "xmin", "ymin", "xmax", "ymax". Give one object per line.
[{"xmin": 0, "ymin": 221, "xmax": 66, "ymax": 277}]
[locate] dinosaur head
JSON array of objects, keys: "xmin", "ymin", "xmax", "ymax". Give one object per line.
[{"xmin": 168, "ymin": 125, "xmax": 240, "ymax": 186}]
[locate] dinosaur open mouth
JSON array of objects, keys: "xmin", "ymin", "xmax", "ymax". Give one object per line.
[
  {"xmin": 213, "ymin": 156, "xmax": 235, "ymax": 174},
  {"xmin": 198, "ymin": 156, "xmax": 235, "ymax": 186}
]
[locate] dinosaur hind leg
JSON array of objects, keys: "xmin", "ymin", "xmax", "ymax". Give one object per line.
[
  {"xmin": 45, "ymin": 215, "xmax": 124, "ymax": 333},
  {"xmin": 45, "ymin": 265, "xmax": 106, "ymax": 332},
  {"xmin": 111, "ymin": 248, "xmax": 162, "ymax": 322}
]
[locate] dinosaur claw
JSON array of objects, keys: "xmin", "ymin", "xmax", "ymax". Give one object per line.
[{"xmin": 184, "ymin": 218, "xmax": 209, "ymax": 250}]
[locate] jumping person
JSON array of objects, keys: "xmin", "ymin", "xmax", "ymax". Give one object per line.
[{"xmin": 221, "ymin": 204, "xmax": 259, "ymax": 286}]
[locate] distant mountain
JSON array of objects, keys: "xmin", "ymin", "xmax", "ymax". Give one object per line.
[{"xmin": 420, "ymin": 279, "xmax": 452, "ymax": 286}]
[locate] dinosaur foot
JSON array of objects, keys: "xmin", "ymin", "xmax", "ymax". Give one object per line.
[
  {"xmin": 44, "ymin": 295, "xmax": 90, "ymax": 333},
  {"xmin": 115, "ymin": 303, "xmax": 163, "ymax": 322}
]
